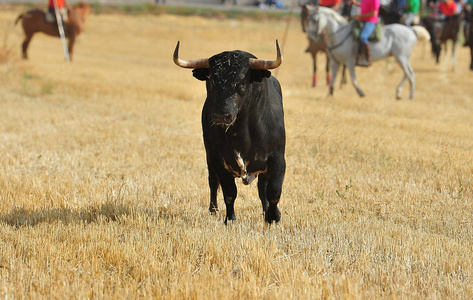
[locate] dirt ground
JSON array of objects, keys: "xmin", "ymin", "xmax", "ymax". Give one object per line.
[{"xmin": 1, "ymin": 6, "xmax": 473, "ymax": 298}]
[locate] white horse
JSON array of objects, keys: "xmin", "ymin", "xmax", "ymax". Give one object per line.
[{"xmin": 307, "ymin": 6, "xmax": 430, "ymax": 99}]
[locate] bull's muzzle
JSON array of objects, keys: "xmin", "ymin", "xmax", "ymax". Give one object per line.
[{"xmin": 211, "ymin": 113, "xmax": 236, "ymax": 126}]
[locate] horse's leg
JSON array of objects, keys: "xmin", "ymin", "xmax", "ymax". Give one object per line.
[
  {"xmin": 22, "ymin": 34, "xmax": 33, "ymax": 60},
  {"xmin": 67, "ymin": 35, "xmax": 75, "ymax": 61},
  {"xmin": 452, "ymin": 40, "xmax": 457, "ymax": 71},
  {"xmin": 347, "ymin": 64, "xmax": 364, "ymax": 97},
  {"xmin": 325, "ymin": 52, "xmax": 331, "ymax": 85},
  {"xmin": 470, "ymin": 46, "xmax": 473, "ymax": 71},
  {"xmin": 329, "ymin": 60, "xmax": 340, "ymax": 96},
  {"xmin": 395, "ymin": 57, "xmax": 415, "ymax": 100},
  {"xmin": 312, "ymin": 51, "xmax": 317, "ymax": 87}
]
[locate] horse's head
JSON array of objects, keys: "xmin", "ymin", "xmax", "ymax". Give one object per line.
[
  {"xmin": 72, "ymin": 2, "xmax": 90, "ymax": 22},
  {"xmin": 299, "ymin": 1, "xmax": 316, "ymax": 32},
  {"xmin": 307, "ymin": 6, "xmax": 345, "ymax": 39},
  {"xmin": 307, "ymin": 6, "xmax": 328, "ymax": 40},
  {"xmin": 66, "ymin": 2, "xmax": 90, "ymax": 34}
]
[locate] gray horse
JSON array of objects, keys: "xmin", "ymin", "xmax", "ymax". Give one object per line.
[{"xmin": 307, "ymin": 6, "xmax": 430, "ymax": 99}]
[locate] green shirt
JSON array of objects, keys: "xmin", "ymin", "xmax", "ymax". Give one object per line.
[
  {"xmin": 404, "ymin": 0, "xmax": 420, "ymax": 13},
  {"xmin": 466, "ymin": 0, "xmax": 473, "ymax": 9}
]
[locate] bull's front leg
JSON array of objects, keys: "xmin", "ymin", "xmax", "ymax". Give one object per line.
[
  {"xmin": 219, "ymin": 172, "xmax": 237, "ymax": 225},
  {"xmin": 264, "ymin": 153, "xmax": 286, "ymax": 223},
  {"xmin": 208, "ymin": 169, "xmax": 219, "ymax": 214}
]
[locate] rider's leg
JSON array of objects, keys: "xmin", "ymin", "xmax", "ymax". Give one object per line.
[{"xmin": 358, "ymin": 21, "xmax": 376, "ymax": 67}]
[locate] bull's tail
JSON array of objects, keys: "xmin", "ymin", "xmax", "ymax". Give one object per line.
[{"xmin": 412, "ymin": 25, "xmax": 431, "ymax": 42}]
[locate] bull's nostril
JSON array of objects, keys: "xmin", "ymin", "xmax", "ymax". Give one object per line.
[{"xmin": 224, "ymin": 114, "xmax": 233, "ymax": 123}]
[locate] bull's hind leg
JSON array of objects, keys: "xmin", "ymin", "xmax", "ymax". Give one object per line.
[
  {"xmin": 264, "ymin": 153, "xmax": 286, "ymax": 223},
  {"xmin": 257, "ymin": 174, "xmax": 269, "ymax": 212}
]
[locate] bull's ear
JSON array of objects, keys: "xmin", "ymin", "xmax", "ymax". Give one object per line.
[
  {"xmin": 193, "ymin": 68, "xmax": 209, "ymax": 81},
  {"xmin": 251, "ymin": 70, "xmax": 271, "ymax": 82}
]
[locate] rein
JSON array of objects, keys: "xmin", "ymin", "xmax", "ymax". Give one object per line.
[{"xmin": 325, "ymin": 21, "xmax": 354, "ymax": 51}]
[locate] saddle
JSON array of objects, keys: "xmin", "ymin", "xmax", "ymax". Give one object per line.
[{"xmin": 352, "ymin": 21, "xmax": 382, "ymax": 42}]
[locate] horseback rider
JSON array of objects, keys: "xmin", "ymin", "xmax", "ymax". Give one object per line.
[
  {"xmin": 462, "ymin": 0, "xmax": 473, "ymax": 45},
  {"xmin": 430, "ymin": 0, "xmax": 458, "ymax": 19},
  {"xmin": 401, "ymin": 0, "xmax": 420, "ymax": 25},
  {"xmin": 46, "ymin": 0, "xmax": 68, "ymax": 23},
  {"xmin": 319, "ymin": 0, "xmax": 342, "ymax": 11},
  {"xmin": 351, "ymin": 0, "xmax": 380, "ymax": 66}
]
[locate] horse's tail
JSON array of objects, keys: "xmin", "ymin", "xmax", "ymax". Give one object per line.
[
  {"xmin": 15, "ymin": 14, "xmax": 23, "ymax": 25},
  {"xmin": 412, "ymin": 26, "xmax": 431, "ymax": 42}
]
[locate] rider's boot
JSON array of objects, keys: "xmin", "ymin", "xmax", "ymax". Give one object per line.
[{"xmin": 357, "ymin": 43, "xmax": 372, "ymax": 67}]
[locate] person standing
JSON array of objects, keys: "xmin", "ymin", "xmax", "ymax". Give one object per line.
[
  {"xmin": 402, "ymin": 0, "xmax": 420, "ymax": 25},
  {"xmin": 351, "ymin": 0, "xmax": 380, "ymax": 66}
]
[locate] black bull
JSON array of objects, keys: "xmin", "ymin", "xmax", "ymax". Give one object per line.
[{"xmin": 174, "ymin": 41, "xmax": 286, "ymax": 224}]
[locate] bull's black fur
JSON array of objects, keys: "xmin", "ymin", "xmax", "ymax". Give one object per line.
[{"xmin": 192, "ymin": 50, "xmax": 286, "ymax": 224}]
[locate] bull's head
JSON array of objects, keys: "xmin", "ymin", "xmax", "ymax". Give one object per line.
[{"xmin": 173, "ymin": 41, "xmax": 282, "ymax": 127}]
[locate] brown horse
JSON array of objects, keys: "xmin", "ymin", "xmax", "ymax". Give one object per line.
[
  {"xmin": 15, "ymin": 2, "xmax": 90, "ymax": 61},
  {"xmin": 468, "ymin": 11, "xmax": 473, "ymax": 71},
  {"xmin": 301, "ymin": 2, "xmax": 331, "ymax": 87},
  {"xmin": 421, "ymin": 15, "xmax": 461, "ymax": 70}
]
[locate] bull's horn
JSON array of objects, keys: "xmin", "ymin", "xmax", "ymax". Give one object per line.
[
  {"xmin": 173, "ymin": 41, "xmax": 210, "ymax": 69},
  {"xmin": 248, "ymin": 40, "xmax": 283, "ymax": 70}
]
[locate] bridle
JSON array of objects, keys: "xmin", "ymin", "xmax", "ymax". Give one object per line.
[
  {"xmin": 311, "ymin": 12, "xmax": 354, "ymax": 65},
  {"xmin": 317, "ymin": 16, "xmax": 354, "ymax": 51},
  {"xmin": 326, "ymin": 22, "xmax": 353, "ymax": 51}
]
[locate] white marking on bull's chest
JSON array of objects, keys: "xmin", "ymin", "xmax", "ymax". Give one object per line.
[{"xmin": 223, "ymin": 151, "xmax": 259, "ymax": 185}]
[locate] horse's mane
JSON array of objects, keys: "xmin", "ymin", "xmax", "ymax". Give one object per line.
[
  {"xmin": 311, "ymin": 6, "xmax": 347, "ymax": 24},
  {"xmin": 318, "ymin": 6, "xmax": 346, "ymax": 23}
]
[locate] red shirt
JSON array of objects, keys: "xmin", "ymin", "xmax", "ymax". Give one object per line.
[
  {"xmin": 319, "ymin": 0, "xmax": 341, "ymax": 7},
  {"xmin": 438, "ymin": 0, "xmax": 457, "ymax": 16},
  {"xmin": 48, "ymin": 0, "xmax": 66, "ymax": 9}
]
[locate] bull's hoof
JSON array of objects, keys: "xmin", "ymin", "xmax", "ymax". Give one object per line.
[
  {"xmin": 209, "ymin": 203, "xmax": 218, "ymax": 214},
  {"xmin": 224, "ymin": 213, "xmax": 236, "ymax": 225},
  {"xmin": 264, "ymin": 206, "xmax": 281, "ymax": 223}
]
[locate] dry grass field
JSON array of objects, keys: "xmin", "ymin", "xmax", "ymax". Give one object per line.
[{"xmin": 1, "ymin": 5, "xmax": 472, "ymax": 298}]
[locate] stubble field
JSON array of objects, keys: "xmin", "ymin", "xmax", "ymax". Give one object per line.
[{"xmin": 1, "ymin": 5, "xmax": 472, "ymax": 298}]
